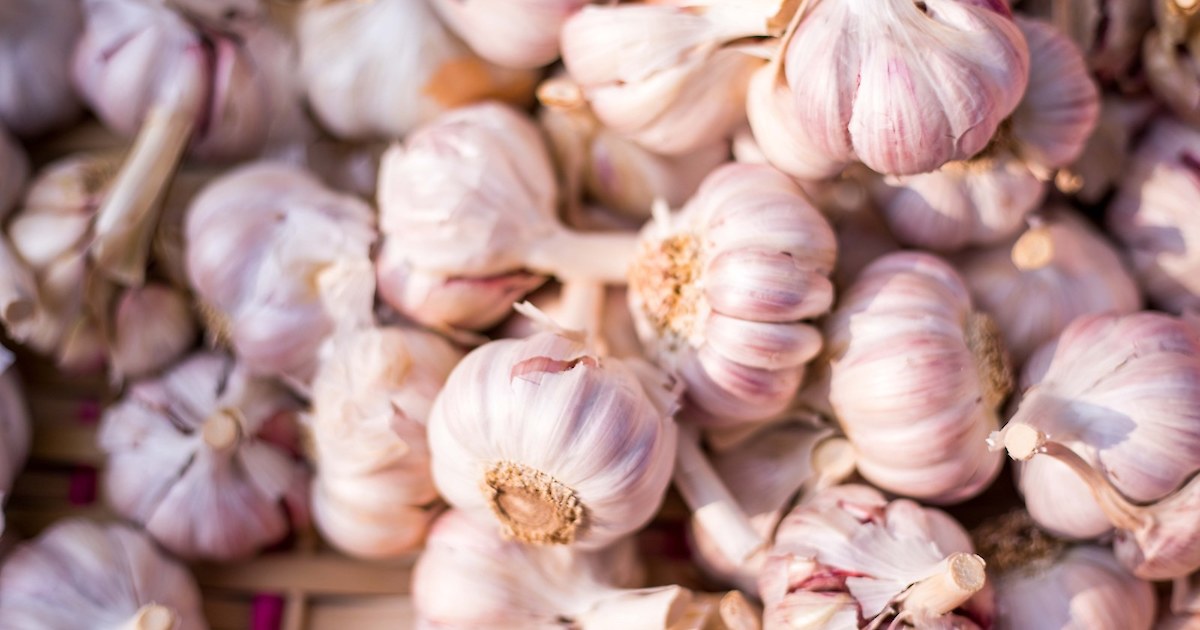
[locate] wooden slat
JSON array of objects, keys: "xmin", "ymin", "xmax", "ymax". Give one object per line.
[
  {"xmin": 29, "ymin": 422, "xmax": 104, "ymax": 465},
  {"xmin": 192, "ymin": 554, "xmax": 417, "ymax": 596},
  {"xmin": 307, "ymin": 597, "xmax": 415, "ymax": 630}
]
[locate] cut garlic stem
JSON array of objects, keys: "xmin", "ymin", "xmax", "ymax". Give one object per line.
[
  {"xmin": 524, "ymin": 229, "xmax": 639, "ymax": 284},
  {"xmin": 811, "ymin": 436, "xmax": 857, "ymax": 490},
  {"xmin": 559, "ymin": 279, "xmax": 606, "ymax": 350},
  {"xmin": 1010, "ymin": 226, "xmax": 1056, "ymax": 271},
  {"xmin": 202, "ymin": 409, "xmax": 241, "ymax": 452},
  {"xmin": 119, "ymin": 604, "xmax": 177, "ymax": 630},
  {"xmin": 899, "ymin": 552, "xmax": 986, "ymax": 617},
  {"xmin": 673, "ymin": 424, "xmax": 763, "ymax": 565}
]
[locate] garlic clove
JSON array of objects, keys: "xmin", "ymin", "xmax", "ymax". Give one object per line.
[
  {"xmin": 744, "ymin": 60, "xmax": 846, "ymax": 181},
  {"xmin": 431, "ymin": 0, "xmax": 589, "ymax": 69},
  {"xmin": 705, "ymin": 249, "xmax": 835, "ymax": 323},
  {"xmin": 703, "ymin": 315, "xmax": 822, "ymax": 371},
  {"xmin": 109, "ymin": 283, "xmax": 197, "ymax": 380},
  {"xmin": 0, "ymin": 0, "xmax": 84, "ymax": 137}
]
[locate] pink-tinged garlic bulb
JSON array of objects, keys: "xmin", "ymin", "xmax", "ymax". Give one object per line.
[
  {"xmin": 0, "ymin": 0, "xmax": 83, "ymax": 138},
  {"xmin": 827, "ymin": 252, "xmax": 1011, "ymax": 503},
  {"xmin": 973, "ymin": 511, "xmax": 1155, "ymax": 630},
  {"xmin": 308, "ymin": 326, "xmax": 462, "ymax": 558},
  {"xmin": 1066, "ymin": 96, "xmax": 1158, "ymax": 205},
  {"xmin": 0, "ymin": 520, "xmax": 206, "ymax": 630},
  {"xmin": 428, "ymin": 324, "xmax": 678, "ymax": 549},
  {"xmin": 996, "ymin": 311, "xmax": 1200, "ymax": 579},
  {"xmin": 761, "ymin": 484, "xmax": 991, "ymax": 629},
  {"xmin": 431, "ymin": 0, "xmax": 588, "ymax": 68},
  {"xmin": 185, "ymin": 162, "xmax": 376, "ymax": 390},
  {"xmin": 296, "ymin": 0, "xmax": 535, "ymax": 140},
  {"xmin": 768, "ymin": 0, "xmax": 1029, "ymax": 177},
  {"xmin": 1108, "ymin": 117, "xmax": 1200, "ymax": 315},
  {"xmin": 1145, "ymin": 3, "xmax": 1200, "ymax": 126},
  {"xmin": 1018, "ymin": 0, "xmax": 1151, "ymax": 84},
  {"xmin": 98, "ymin": 352, "xmax": 308, "ymax": 561},
  {"xmin": 957, "ymin": 208, "xmax": 1142, "ymax": 367},
  {"xmin": 0, "ymin": 346, "xmax": 30, "ymax": 537},
  {"xmin": 0, "ymin": 127, "xmax": 28, "ymax": 217},
  {"xmin": 628, "ymin": 163, "xmax": 836, "ymax": 425}
]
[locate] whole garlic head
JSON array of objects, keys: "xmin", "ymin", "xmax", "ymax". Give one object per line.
[
  {"xmin": 827, "ymin": 251, "xmax": 1011, "ymax": 503},
  {"xmin": 0, "ymin": 346, "xmax": 30, "ymax": 537},
  {"xmin": 0, "ymin": 519, "xmax": 207, "ymax": 629},
  {"xmin": 0, "ymin": 0, "xmax": 83, "ymax": 137},
  {"xmin": 628, "ymin": 164, "xmax": 836, "ymax": 425},
  {"xmin": 99, "ymin": 351, "xmax": 308, "ymax": 561}
]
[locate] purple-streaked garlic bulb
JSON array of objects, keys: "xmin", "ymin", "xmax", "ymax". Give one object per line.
[
  {"xmin": 1018, "ymin": 0, "xmax": 1152, "ymax": 84},
  {"xmin": 500, "ymin": 284, "xmax": 644, "ymax": 360},
  {"xmin": 431, "ymin": 0, "xmax": 588, "ymax": 69},
  {"xmin": 1108, "ymin": 117, "xmax": 1200, "ymax": 315},
  {"xmin": 427, "ymin": 323, "xmax": 678, "ymax": 549},
  {"xmin": 0, "ymin": 0, "xmax": 83, "ymax": 138},
  {"xmin": 0, "ymin": 520, "xmax": 206, "ymax": 630},
  {"xmin": 296, "ymin": 0, "xmax": 536, "ymax": 140},
  {"xmin": 827, "ymin": 252, "xmax": 1011, "ymax": 503},
  {"xmin": 957, "ymin": 208, "xmax": 1142, "ymax": 367},
  {"xmin": 871, "ymin": 17, "xmax": 1099, "ymax": 252},
  {"xmin": 996, "ymin": 311, "xmax": 1200, "ymax": 579},
  {"xmin": 628, "ymin": 163, "xmax": 836, "ymax": 425},
  {"xmin": 0, "ymin": 127, "xmax": 28, "ymax": 218},
  {"xmin": 973, "ymin": 511, "xmax": 1156, "ymax": 630},
  {"xmin": 761, "ymin": 484, "xmax": 991, "ymax": 629},
  {"xmin": 185, "ymin": 162, "xmax": 376, "ymax": 391},
  {"xmin": 308, "ymin": 326, "xmax": 462, "ymax": 558},
  {"xmin": 1145, "ymin": 3, "xmax": 1200, "ymax": 126},
  {"xmin": 98, "ymin": 351, "xmax": 308, "ymax": 561},
  {"xmin": 760, "ymin": 0, "xmax": 1029, "ymax": 178},
  {"xmin": 1066, "ymin": 95, "xmax": 1158, "ymax": 205},
  {"xmin": 0, "ymin": 346, "xmax": 29, "ymax": 537}
]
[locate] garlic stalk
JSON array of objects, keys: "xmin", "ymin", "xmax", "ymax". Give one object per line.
[
  {"xmin": 185, "ymin": 162, "xmax": 377, "ymax": 391},
  {"xmin": 0, "ymin": 346, "xmax": 30, "ymax": 537},
  {"xmin": 307, "ymin": 326, "xmax": 463, "ymax": 558},
  {"xmin": 827, "ymin": 251, "xmax": 1010, "ymax": 503},
  {"xmin": 99, "ymin": 351, "xmax": 308, "ymax": 561},
  {"xmin": 500, "ymin": 284, "xmax": 645, "ymax": 360},
  {"xmin": 0, "ymin": 0, "xmax": 83, "ymax": 138},
  {"xmin": 1145, "ymin": 2, "xmax": 1200, "ymax": 126},
  {"xmin": 0, "ymin": 519, "xmax": 206, "ymax": 629},
  {"xmin": 1017, "ymin": 0, "xmax": 1151, "ymax": 84},
  {"xmin": 760, "ymin": 484, "xmax": 990, "ymax": 629},
  {"xmin": 431, "ymin": 0, "xmax": 588, "ymax": 68},
  {"xmin": 994, "ymin": 311, "xmax": 1200, "ymax": 579},
  {"xmin": 628, "ymin": 164, "xmax": 836, "ymax": 424},
  {"xmin": 0, "ymin": 127, "xmax": 28, "ymax": 217}
]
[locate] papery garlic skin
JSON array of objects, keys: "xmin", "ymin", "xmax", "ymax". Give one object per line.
[
  {"xmin": 0, "ymin": 0, "xmax": 83, "ymax": 137},
  {"xmin": 0, "ymin": 128, "xmax": 28, "ymax": 218},
  {"xmin": 0, "ymin": 520, "xmax": 207, "ymax": 630},
  {"xmin": 99, "ymin": 352, "xmax": 307, "ymax": 561},
  {"xmin": 297, "ymin": 0, "xmax": 535, "ymax": 140},
  {"xmin": 827, "ymin": 252, "xmax": 1009, "ymax": 503},
  {"xmin": 628, "ymin": 164, "xmax": 836, "ymax": 425},
  {"xmin": 428, "ymin": 329, "xmax": 678, "ymax": 549},
  {"xmin": 185, "ymin": 162, "xmax": 377, "ymax": 389},
  {"xmin": 432, "ymin": 0, "xmax": 588, "ymax": 68},
  {"xmin": 308, "ymin": 326, "xmax": 462, "ymax": 558},
  {"xmin": 0, "ymin": 346, "xmax": 30, "ymax": 536},
  {"xmin": 958, "ymin": 208, "xmax": 1141, "ymax": 366}
]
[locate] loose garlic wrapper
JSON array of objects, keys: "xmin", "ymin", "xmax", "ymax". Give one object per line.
[
  {"xmin": 0, "ymin": 346, "xmax": 30, "ymax": 537},
  {"xmin": 428, "ymin": 327, "xmax": 678, "ymax": 549},
  {"xmin": 760, "ymin": 484, "xmax": 990, "ymax": 629},
  {"xmin": 628, "ymin": 163, "xmax": 836, "ymax": 425},
  {"xmin": 308, "ymin": 326, "xmax": 462, "ymax": 558},
  {"xmin": 99, "ymin": 352, "xmax": 308, "ymax": 561},
  {"xmin": 0, "ymin": 520, "xmax": 206, "ymax": 630},
  {"xmin": 827, "ymin": 252, "xmax": 1011, "ymax": 504},
  {"xmin": 0, "ymin": 0, "xmax": 82, "ymax": 138}
]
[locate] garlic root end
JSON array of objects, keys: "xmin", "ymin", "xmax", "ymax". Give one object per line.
[
  {"xmin": 1002, "ymin": 423, "xmax": 1045, "ymax": 461},
  {"xmin": 482, "ymin": 460, "xmax": 584, "ymax": 545}
]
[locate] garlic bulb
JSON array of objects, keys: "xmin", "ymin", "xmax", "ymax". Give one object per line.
[
  {"xmin": 1017, "ymin": 0, "xmax": 1151, "ymax": 84},
  {"xmin": 957, "ymin": 208, "xmax": 1142, "ymax": 367},
  {"xmin": 185, "ymin": 162, "xmax": 377, "ymax": 390},
  {"xmin": 1165, "ymin": 573, "xmax": 1200, "ymax": 630},
  {"xmin": 628, "ymin": 163, "xmax": 836, "ymax": 425},
  {"xmin": 308, "ymin": 326, "xmax": 462, "ymax": 558},
  {"xmin": 1108, "ymin": 117, "xmax": 1200, "ymax": 315},
  {"xmin": 760, "ymin": 484, "xmax": 990, "ymax": 629},
  {"xmin": 0, "ymin": 520, "xmax": 206, "ymax": 630},
  {"xmin": 500, "ymin": 284, "xmax": 645, "ymax": 360},
  {"xmin": 0, "ymin": 346, "xmax": 30, "ymax": 537},
  {"xmin": 99, "ymin": 351, "xmax": 308, "ymax": 561},
  {"xmin": 973, "ymin": 511, "xmax": 1155, "ymax": 630},
  {"xmin": 431, "ymin": 0, "xmax": 588, "ymax": 69},
  {"xmin": 1145, "ymin": 3, "xmax": 1200, "ymax": 126},
  {"xmin": 0, "ymin": 127, "xmax": 28, "ymax": 218},
  {"xmin": 771, "ymin": 0, "xmax": 1029, "ymax": 177},
  {"xmin": 428, "ymin": 323, "xmax": 678, "ymax": 549},
  {"xmin": 995, "ymin": 311, "xmax": 1200, "ymax": 578},
  {"xmin": 0, "ymin": 0, "xmax": 83, "ymax": 137},
  {"xmin": 1065, "ymin": 95, "xmax": 1158, "ymax": 205},
  {"xmin": 827, "ymin": 251, "xmax": 1010, "ymax": 503},
  {"xmin": 297, "ymin": 0, "xmax": 536, "ymax": 140}
]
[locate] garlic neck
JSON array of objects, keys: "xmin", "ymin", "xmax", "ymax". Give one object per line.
[
  {"xmin": 1010, "ymin": 226, "xmax": 1056, "ymax": 271},
  {"xmin": 964, "ymin": 312, "xmax": 1013, "ymax": 409},
  {"xmin": 483, "ymin": 461, "xmax": 584, "ymax": 545},
  {"xmin": 202, "ymin": 409, "xmax": 242, "ymax": 452},
  {"xmin": 120, "ymin": 604, "xmax": 177, "ymax": 630},
  {"xmin": 899, "ymin": 553, "xmax": 986, "ymax": 617},
  {"xmin": 630, "ymin": 232, "xmax": 704, "ymax": 347}
]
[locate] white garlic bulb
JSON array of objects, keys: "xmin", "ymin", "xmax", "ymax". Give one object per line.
[
  {"xmin": 431, "ymin": 0, "xmax": 588, "ymax": 69},
  {"xmin": 308, "ymin": 326, "xmax": 462, "ymax": 558},
  {"xmin": 0, "ymin": 128, "xmax": 28, "ymax": 217},
  {"xmin": 99, "ymin": 351, "xmax": 308, "ymax": 561},
  {"xmin": 428, "ymin": 324, "xmax": 678, "ymax": 549},
  {"xmin": 628, "ymin": 163, "xmax": 836, "ymax": 425},
  {"xmin": 0, "ymin": 0, "xmax": 83, "ymax": 137},
  {"xmin": 827, "ymin": 251, "xmax": 1010, "ymax": 503},
  {"xmin": 0, "ymin": 346, "xmax": 30, "ymax": 537},
  {"xmin": 1017, "ymin": 0, "xmax": 1151, "ymax": 84}
]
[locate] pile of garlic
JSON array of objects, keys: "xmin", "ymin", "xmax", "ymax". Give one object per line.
[{"xmin": 0, "ymin": 0, "xmax": 1199, "ymax": 628}]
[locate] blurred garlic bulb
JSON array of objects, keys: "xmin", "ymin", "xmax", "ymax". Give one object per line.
[
  {"xmin": 1018, "ymin": 0, "xmax": 1151, "ymax": 83},
  {"xmin": 957, "ymin": 208, "xmax": 1142, "ymax": 366},
  {"xmin": 1165, "ymin": 573, "xmax": 1200, "ymax": 630},
  {"xmin": 1065, "ymin": 95, "xmax": 1158, "ymax": 204},
  {"xmin": 308, "ymin": 326, "xmax": 462, "ymax": 558},
  {"xmin": 827, "ymin": 252, "xmax": 1010, "ymax": 503},
  {"xmin": 1108, "ymin": 117, "xmax": 1200, "ymax": 315},
  {"xmin": 0, "ymin": 520, "xmax": 206, "ymax": 630},
  {"xmin": 995, "ymin": 311, "xmax": 1200, "ymax": 578},
  {"xmin": 973, "ymin": 511, "xmax": 1155, "ymax": 630},
  {"xmin": 428, "ymin": 322, "xmax": 679, "ymax": 549},
  {"xmin": 185, "ymin": 162, "xmax": 377, "ymax": 390},
  {"xmin": 432, "ymin": 0, "xmax": 588, "ymax": 68},
  {"xmin": 628, "ymin": 164, "xmax": 836, "ymax": 425},
  {"xmin": 761, "ymin": 484, "xmax": 990, "ymax": 629},
  {"xmin": 0, "ymin": 0, "xmax": 83, "ymax": 137},
  {"xmin": 99, "ymin": 352, "xmax": 308, "ymax": 561},
  {"xmin": 1145, "ymin": 3, "xmax": 1200, "ymax": 126},
  {"xmin": 500, "ymin": 284, "xmax": 645, "ymax": 360},
  {"xmin": 297, "ymin": 0, "xmax": 535, "ymax": 140},
  {"xmin": 771, "ymin": 0, "xmax": 1029, "ymax": 177},
  {"xmin": 0, "ymin": 346, "xmax": 30, "ymax": 537},
  {"xmin": 0, "ymin": 127, "xmax": 28, "ymax": 218}
]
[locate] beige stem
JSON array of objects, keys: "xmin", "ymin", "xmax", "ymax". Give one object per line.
[
  {"xmin": 810, "ymin": 436, "xmax": 857, "ymax": 490},
  {"xmin": 558, "ymin": 280, "xmax": 606, "ymax": 351},
  {"xmin": 1010, "ymin": 226, "xmax": 1055, "ymax": 271},
  {"xmin": 202, "ymin": 409, "xmax": 242, "ymax": 452},
  {"xmin": 525, "ymin": 229, "xmax": 639, "ymax": 284},
  {"xmin": 673, "ymin": 425, "xmax": 764, "ymax": 566},
  {"xmin": 899, "ymin": 553, "xmax": 986, "ymax": 617},
  {"xmin": 119, "ymin": 604, "xmax": 177, "ymax": 630}
]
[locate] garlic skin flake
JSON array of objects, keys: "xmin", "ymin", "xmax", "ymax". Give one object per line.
[
  {"xmin": 428, "ymin": 328, "xmax": 678, "ymax": 549},
  {"xmin": 0, "ymin": 0, "xmax": 83, "ymax": 138},
  {"xmin": 0, "ymin": 346, "xmax": 30, "ymax": 537},
  {"xmin": 0, "ymin": 519, "xmax": 207, "ymax": 630},
  {"xmin": 99, "ymin": 352, "xmax": 308, "ymax": 561}
]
